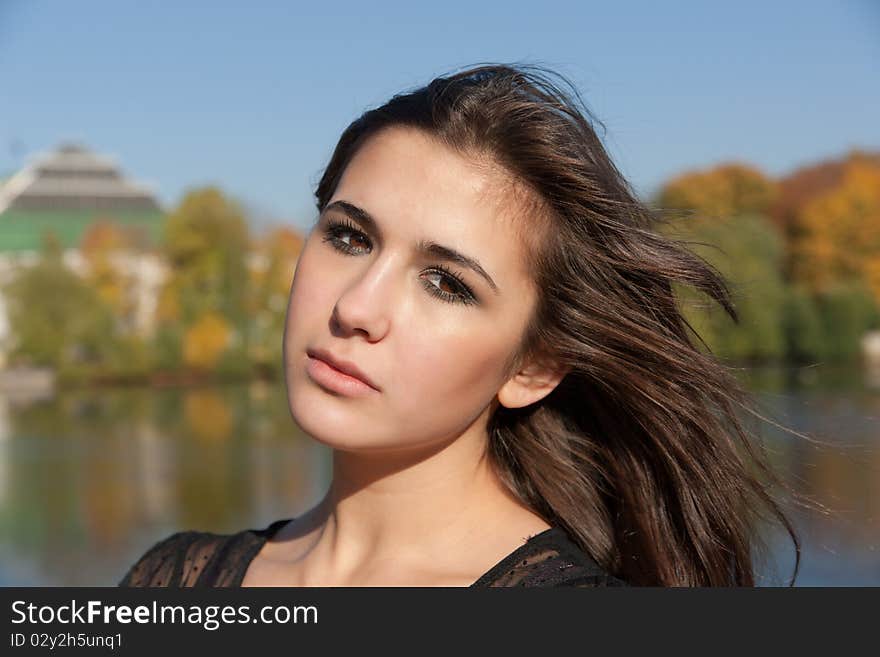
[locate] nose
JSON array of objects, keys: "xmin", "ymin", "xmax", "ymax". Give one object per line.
[{"xmin": 330, "ymin": 257, "xmax": 395, "ymax": 341}]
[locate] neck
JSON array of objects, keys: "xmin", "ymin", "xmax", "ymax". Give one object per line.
[{"xmin": 299, "ymin": 422, "xmax": 541, "ymax": 582}]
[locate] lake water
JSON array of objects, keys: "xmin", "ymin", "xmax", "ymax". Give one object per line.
[{"xmin": 0, "ymin": 364, "xmax": 876, "ymax": 586}]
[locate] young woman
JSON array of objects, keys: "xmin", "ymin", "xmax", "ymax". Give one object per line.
[{"xmin": 120, "ymin": 63, "xmax": 801, "ymax": 587}]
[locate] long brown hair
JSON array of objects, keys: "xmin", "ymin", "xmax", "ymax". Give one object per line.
[{"xmin": 314, "ymin": 63, "xmax": 808, "ymax": 586}]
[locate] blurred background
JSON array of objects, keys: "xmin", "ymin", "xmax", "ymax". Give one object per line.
[{"xmin": 0, "ymin": 0, "xmax": 877, "ymax": 586}]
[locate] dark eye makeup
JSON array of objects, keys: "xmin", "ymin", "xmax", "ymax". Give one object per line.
[{"xmin": 320, "ymin": 217, "xmax": 478, "ymax": 306}]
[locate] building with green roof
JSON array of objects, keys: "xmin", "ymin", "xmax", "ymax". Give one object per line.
[
  {"xmin": 0, "ymin": 142, "xmax": 164, "ymax": 253},
  {"xmin": 0, "ymin": 143, "xmax": 169, "ymax": 366}
]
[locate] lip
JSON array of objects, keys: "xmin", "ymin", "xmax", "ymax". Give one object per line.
[{"xmin": 306, "ymin": 347, "xmax": 381, "ymax": 393}]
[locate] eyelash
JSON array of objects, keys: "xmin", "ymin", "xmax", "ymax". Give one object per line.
[{"xmin": 320, "ymin": 218, "xmax": 477, "ymax": 306}]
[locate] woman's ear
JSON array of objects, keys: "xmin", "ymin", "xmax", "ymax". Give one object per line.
[{"xmin": 496, "ymin": 358, "xmax": 571, "ymax": 410}]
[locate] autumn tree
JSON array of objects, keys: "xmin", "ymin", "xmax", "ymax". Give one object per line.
[
  {"xmin": 248, "ymin": 226, "xmax": 304, "ymax": 374},
  {"xmin": 79, "ymin": 221, "xmax": 138, "ymax": 330},
  {"xmin": 657, "ymin": 164, "xmax": 786, "ymax": 361},
  {"xmin": 183, "ymin": 311, "xmax": 231, "ymax": 370},
  {"xmin": 667, "ymin": 213, "xmax": 788, "ymax": 361},
  {"xmin": 657, "ymin": 163, "xmax": 778, "ymax": 221},
  {"xmin": 157, "ymin": 187, "xmax": 251, "ymax": 372},
  {"xmin": 790, "ymin": 156, "xmax": 880, "ymax": 302},
  {"xmin": 3, "ymin": 233, "xmax": 117, "ymax": 373}
]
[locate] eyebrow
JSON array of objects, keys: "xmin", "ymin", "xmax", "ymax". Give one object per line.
[{"xmin": 323, "ymin": 200, "xmax": 499, "ymax": 295}]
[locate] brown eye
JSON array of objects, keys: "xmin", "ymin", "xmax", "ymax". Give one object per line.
[
  {"xmin": 345, "ymin": 233, "xmax": 369, "ymax": 250},
  {"xmin": 321, "ymin": 219, "xmax": 477, "ymax": 306},
  {"xmin": 321, "ymin": 219, "xmax": 371, "ymax": 255},
  {"xmin": 422, "ymin": 271, "xmax": 455, "ymax": 294},
  {"xmin": 420, "ymin": 265, "xmax": 477, "ymax": 306}
]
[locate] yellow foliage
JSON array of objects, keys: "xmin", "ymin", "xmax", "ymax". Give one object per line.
[
  {"xmin": 80, "ymin": 221, "xmax": 135, "ymax": 321},
  {"xmin": 156, "ymin": 282, "xmax": 180, "ymax": 323},
  {"xmin": 866, "ymin": 260, "xmax": 880, "ymax": 303},
  {"xmin": 658, "ymin": 163, "xmax": 777, "ymax": 221},
  {"xmin": 80, "ymin": 221, "xmax": 128, "ymax": 256},
  {"xmin": 272, "ymin": 227, "xmax": 304, "ymax": 256},
  {"xmin": 183, "ymin": 312, "xmax": 231, "ymax": 369},
  {"xmin": 266, "ymin": 227, "xmax": 304, "ymax": 294},
  {"xmin": 794, "ymin": 159, "xmax": 880, "ymax": 300},
  {"xmin": 90, "ymin": 261, "xmax": 127, "ymax": 310}
]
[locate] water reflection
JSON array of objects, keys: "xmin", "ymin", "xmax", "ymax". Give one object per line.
[
  {"xmin": 736, "ymin": 364, "xmax": 879, "ymax": 585},
  {"xmin": 0, "ymin": 382, "xmax": 330, "ymax": 585},
  {"xmin": 0, "ymin": 364, "xmax": 876, "ymax": 586}
]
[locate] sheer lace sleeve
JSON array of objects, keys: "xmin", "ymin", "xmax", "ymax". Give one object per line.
[
  {"xmin": 475, "ymin": 544, "xmax": 627, "ymax": 586},
  {"xmin": 119, "ymin": 521, "xmax": 627, "ymax": 587},
  {"xmin": 471, "ymin": 528, "xmax": 629, "ymax": 587},
  {"xmin": 118, "ymin": 531, "xmax": 230, "ymax": 587}
]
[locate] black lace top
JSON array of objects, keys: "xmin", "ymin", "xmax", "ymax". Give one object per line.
[{"xmin": 118, "ymin": 518, "xmax": 627, "ymax": 587}]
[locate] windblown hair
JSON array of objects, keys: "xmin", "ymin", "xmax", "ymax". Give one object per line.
[{"xmin": 314, "ymin": 63, "xmax": 805, "ymax": 586}]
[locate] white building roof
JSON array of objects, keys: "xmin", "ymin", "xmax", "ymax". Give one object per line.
[{"xmin": 0, "ymin": 142, "xmax": 161, "ymax": 214}]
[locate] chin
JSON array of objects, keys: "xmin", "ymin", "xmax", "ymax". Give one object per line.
[{"xmin": 287, "ymin": 387, "xmax": 376, "ymax": 450}]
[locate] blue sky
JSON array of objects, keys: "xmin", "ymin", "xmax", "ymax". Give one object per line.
[{"xmin": 1, "ymin": 0, "xmax": 878, "ymax": 232}]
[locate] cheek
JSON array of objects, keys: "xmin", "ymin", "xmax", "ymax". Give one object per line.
[
  {"xmin": 284, "ymin": 244, "xmax": 331, "ymax": 348},
  {"xmin": 386, "ymin": 327, "xmax": 509, "ymax": 432},
  {"xmin": 372, "ymin": 324, "xmax": 507, "ymax": 444}
]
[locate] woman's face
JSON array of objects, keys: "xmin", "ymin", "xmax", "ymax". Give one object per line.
[{"xmin": 284, "ymin": 126, "xmax": 558, "ymax": 452}]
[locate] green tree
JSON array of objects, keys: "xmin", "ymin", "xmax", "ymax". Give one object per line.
[
  {"xmin": 247, "ymin": 226, "xmax": 303, "ymax": 376},
  {"xmin": 162, "ymin": 188, "xmax": 249, "ymax": 322},
  {"xmin": 673, "ymin": 213, "xmax": 788, "ymax": 362},
  {"xmin": 815, "ymin": 283, "xmax": 880, "ymax": 361},
  {"xmin": 159, "ymin": 187, "xmax": 251, "ymax": 371},
  {"xmin": 780, "ymin": 284, "xmax": 825, "ymax": 362},
  {"xmin": 658, "ymin": 164, "xmax": 792, "ymax": 362},
  {"xmin": 3, "ymin": 234, "xmax": 118, "ymax": 374}
]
